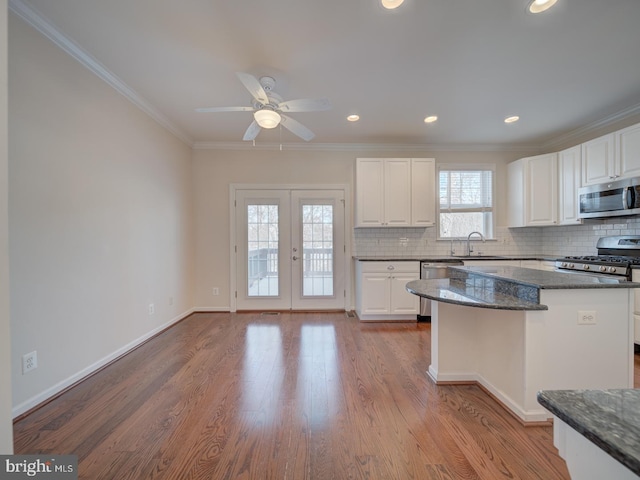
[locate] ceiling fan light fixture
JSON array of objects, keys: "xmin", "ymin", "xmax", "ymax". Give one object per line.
[
  {"xmin": 528, "ymin": 0, "xmax": 558, "ymax": 14},
  {"xmin": 254, "ymin": 109, "xmax": 281, "ymax": 129},
  {"xmin": 381, "ymin": 0, "xmax": 404, "ymax": 10}
]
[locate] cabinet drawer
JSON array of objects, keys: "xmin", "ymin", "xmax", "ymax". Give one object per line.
[{"xmin": 358, "ymin": 261, "xmax": 419, "ymax": 274}]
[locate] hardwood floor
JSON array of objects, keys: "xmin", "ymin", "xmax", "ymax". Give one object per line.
[{"xmin": 13, "ymin": 312, "xmax": 579, "ymax": 479}]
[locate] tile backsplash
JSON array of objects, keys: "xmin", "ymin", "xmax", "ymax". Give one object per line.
[{"xmin": 353, "ymin": 217, "xmax": 640, "ymax": 258}]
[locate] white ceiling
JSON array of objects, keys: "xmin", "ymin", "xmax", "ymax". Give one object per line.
[{"xmin": 10, "ymin": 0, "xmax": 640, "ymax": 149}]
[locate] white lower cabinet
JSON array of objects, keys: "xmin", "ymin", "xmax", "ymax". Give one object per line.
[{"xmin": 356, "ymin": 261, "xmax": 419, "ymax": 321}]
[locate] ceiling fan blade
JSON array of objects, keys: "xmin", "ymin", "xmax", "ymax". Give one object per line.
[
  {"xmin": 280, "ymin": 115, "xmax": 315, "ymax": 141},
  {"xmin": 278, "ymin": 98, "xmax": 331, "ymax": 113},
  {"xmin": 195, "ymin": 106, "xmax": 254, "ymax": 113},
  {"xmin": 236, "ymin": 72, "xmax": 269, "ymax": 105},
  {"xmin": 242, "ymin": 120, "xmax": 261, "ymax": 141}
]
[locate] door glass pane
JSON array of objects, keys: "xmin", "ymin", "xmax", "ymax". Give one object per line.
[
  {"xmin": 247, "ymin": 204, "xmax": 279, "ymax": 296},
  {"xmin": 302, "ymin": 204, "xmax": 334, "ymax": 297}
]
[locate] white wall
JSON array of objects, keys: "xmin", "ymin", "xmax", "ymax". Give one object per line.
[
  {"xmin": 9, "ymin": 15, "xmax": 194, "ymax": 415},
  {"xmin": 192, "ymin": 148, "xmax": 529, "ymax": 309},
  {"xmin": 0, "ymin": 0, "xmax": 12, "ymax": 454}
]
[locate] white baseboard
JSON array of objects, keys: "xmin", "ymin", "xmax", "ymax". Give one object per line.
[
  {"xmin": 12, "ymin": 308, "xmax": 195, "ymax": 418},
  {"xmin": 427, "ymin": 366, "xmax": 551, "ymax": 423},
  {"xmin": 192, "ymin": 307, "xmax": 230, "ymax": 312}
]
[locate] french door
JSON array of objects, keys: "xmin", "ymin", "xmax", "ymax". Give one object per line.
[{"xmin": 234, "ymin": 188, "xmax": 346, "ymax": 310}]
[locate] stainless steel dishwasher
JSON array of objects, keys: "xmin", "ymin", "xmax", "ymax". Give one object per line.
[{"xmin": 419, "ymin": 261, "xmax": 464, "ymax": 319}]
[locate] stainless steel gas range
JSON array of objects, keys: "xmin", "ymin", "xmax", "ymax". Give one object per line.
[{"xmin": 555, "ymin": 235, "xmax": 640, "ymax": 281}]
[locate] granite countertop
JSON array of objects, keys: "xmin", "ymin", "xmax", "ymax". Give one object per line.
[
  {"xmin": 405, "ymin": 266, "xmax": 640, "ymax": 311},
  {"xmin": 406, "ymin": 278, "xmax": 547, "ymax": 310},
  {"xmin": 354, "ymin": 255, "xmax": 556, "ymax": 262},
  {"xmin": 451, "ymin": 265, "xmax": 639, "ymax": 289},
  {"xmin": 537, "ymin": 389, "xmax": 640, "ymax": 476}
]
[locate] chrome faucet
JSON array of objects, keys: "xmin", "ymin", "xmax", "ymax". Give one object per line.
[{"xmin": 466, "ymin": 231, "xmax": 485, "ymax": 256}]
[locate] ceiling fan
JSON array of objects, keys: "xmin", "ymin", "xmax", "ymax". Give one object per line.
[{"xmin": 196, "ymin": 72, "xmax": 331, "ymax": 142}]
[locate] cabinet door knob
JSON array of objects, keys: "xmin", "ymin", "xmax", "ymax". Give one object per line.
[{"xmin": 387, "ymin": 265, "xmax": 395, "ymax": 270}]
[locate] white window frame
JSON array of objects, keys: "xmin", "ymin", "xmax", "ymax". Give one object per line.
[{"xmin": 436, "ymin": 164, "xmax": 496, "ymax": 240}]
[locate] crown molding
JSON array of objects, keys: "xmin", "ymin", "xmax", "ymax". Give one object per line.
[
  {"xmin": 192, "ymin": 141, "xmax": 541, "ymax": 153},
  {"xmin": 542, "ymin": 100, "xmax": 640, "ymax": 151},
  {"xmin": 12, "ymin": 0, "xmax": 637, "ymax": 154},
  {"xmin": 9, "ymin": 0, "xmax": 193, "ymax": 147}
]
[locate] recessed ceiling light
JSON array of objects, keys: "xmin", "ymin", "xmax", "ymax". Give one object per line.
[
  {"xmin": 381, "ymin": 0, "xmax": 405, "ymax": 10},
  {"xmin": 528, "ymin": 0, "xmax": 558, "ymax": 14},
  {"xmin": 424, "ymin": 115, "xmax": 438, "ymax": 124},
  {"xmin": 347, "ymin": 114, "xmax": 360, "ymax": 122},
  {"xmin": 504, "ymin": 115, "xmax": 520, "ymax": 124}
]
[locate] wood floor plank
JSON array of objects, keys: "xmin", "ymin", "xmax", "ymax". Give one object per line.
[{"xmin": 12, "ymin": 312, "xmax": 581, "ymax": 479}]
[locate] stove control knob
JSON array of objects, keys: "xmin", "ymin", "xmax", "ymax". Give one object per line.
[
  {"xmin": 609, "ymin": 267, "xmax": 617, "ymax": 273},
  {"xmin": 561, "ymin": 262, "xmax": 567, "ymax": 268},
  {"xmin": 569, "ymin": 263, "xmax": 575, "ymax": 268},
  {"xmin": 583, "ymin": 265, "xmax": 590, "ymax": 270},
  {"xmin": 599, "ymin": 266, "xmax": 607, "ymax": 272}
]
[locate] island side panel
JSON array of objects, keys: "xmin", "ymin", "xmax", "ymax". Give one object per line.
[
  {"xmin": 553, "ymin": 416, "xmax": 639, "ymax": 480},
  {"xmin": 429, "ymin": 301, "xmax": 535, "ymax": 420},
  {"xmin": 475, "ymin": 307, "xmax": 527, "ymax": 414},
  {"xmin": 428, "ymin": 301, "xmax": 480, "ymax": 382},
  {"xmin": 534, "ymin": 288, "xmax": 633, "ymax": 393}
]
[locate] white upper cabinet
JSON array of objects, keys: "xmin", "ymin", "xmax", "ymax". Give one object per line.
[
  {"xmin": 411, "ymin": 158, "xmax": 436, "ymax": 227},
  {"xmin": 581, "ymin": 126, "xmax": 640, "ymax": 186},
  {"xmin": 617, "ymin": 123, "xmax": 640, "ymax": 179},
  {"xmin": 508, "ymin": 121, "xmax": 640, "ymax": 228},
  {"xmin": 507, "ymin": 158, "xmax": 525, "ymax": 227},
  {"xmin": 527, "ymin": 153, "xmax": 558, "ymax": 225},
  {"xmin": 355, "ymin": 158, "xmax": 386, "ymax": 227},
  {"xmin": 581, "ymin": 133, "xmax": 616, "ymax": 186},
  {"xmin": 558, "ymin": 145, "xmax": 582, "ymax": 225},
  {"xmin": 508, "ymin": 153, "xmax": 558, "ymax": 227},
  {"xmin": 383, "ymin": 159, "xmax": 412, "ymax": 226},
  {"xmin": 355, "ymin": 158, "xmax": 435, "ymax": 227}
]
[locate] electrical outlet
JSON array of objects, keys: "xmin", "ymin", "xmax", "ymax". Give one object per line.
[
  {"xmin": 212, "ymin": 287, "xmax": 219, "ymax": 296},
  {"xmin": 22, "ymin": 351, "xmax": 37, "ymax": 374},
  {"xmin": 578, "ymin": 310, "xmax": 596, "ymax": 325},
  {"xmin": 149, "ymin": 303, "xmax": 155, "ymax": 315}
]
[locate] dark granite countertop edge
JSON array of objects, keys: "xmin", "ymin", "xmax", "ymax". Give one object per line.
[
  {"xmin": 537, "ymin": 390, "xmax": 640, "ymax": 476},
  {"xmin": 450, "ymin": 266, "xmax": 640, "ymax": 290},
  {"xmin": 354, "ymin": 256, "xmax": 640, "ymax": 271},
  {"xmin": 406, "ymin": 279, "xmax": 548, "ymax": 311}
]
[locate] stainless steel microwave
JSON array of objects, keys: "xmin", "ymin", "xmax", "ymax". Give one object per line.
[{"xmin": 578, "ymin": 177, "xmax": 640, "ymax": 219}]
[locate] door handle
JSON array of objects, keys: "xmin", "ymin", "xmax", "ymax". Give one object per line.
[{"xmin": 293, "ymin": 256, "xmax": 299, "ymax": 261}]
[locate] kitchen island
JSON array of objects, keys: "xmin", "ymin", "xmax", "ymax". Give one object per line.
[
  {"xmin": 538, "ymin": 389, "xmax": 640, "ymax": 479},
  {"xmin": 406, "ymin": 266, "xmax": 639, "ymax": 423}
]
